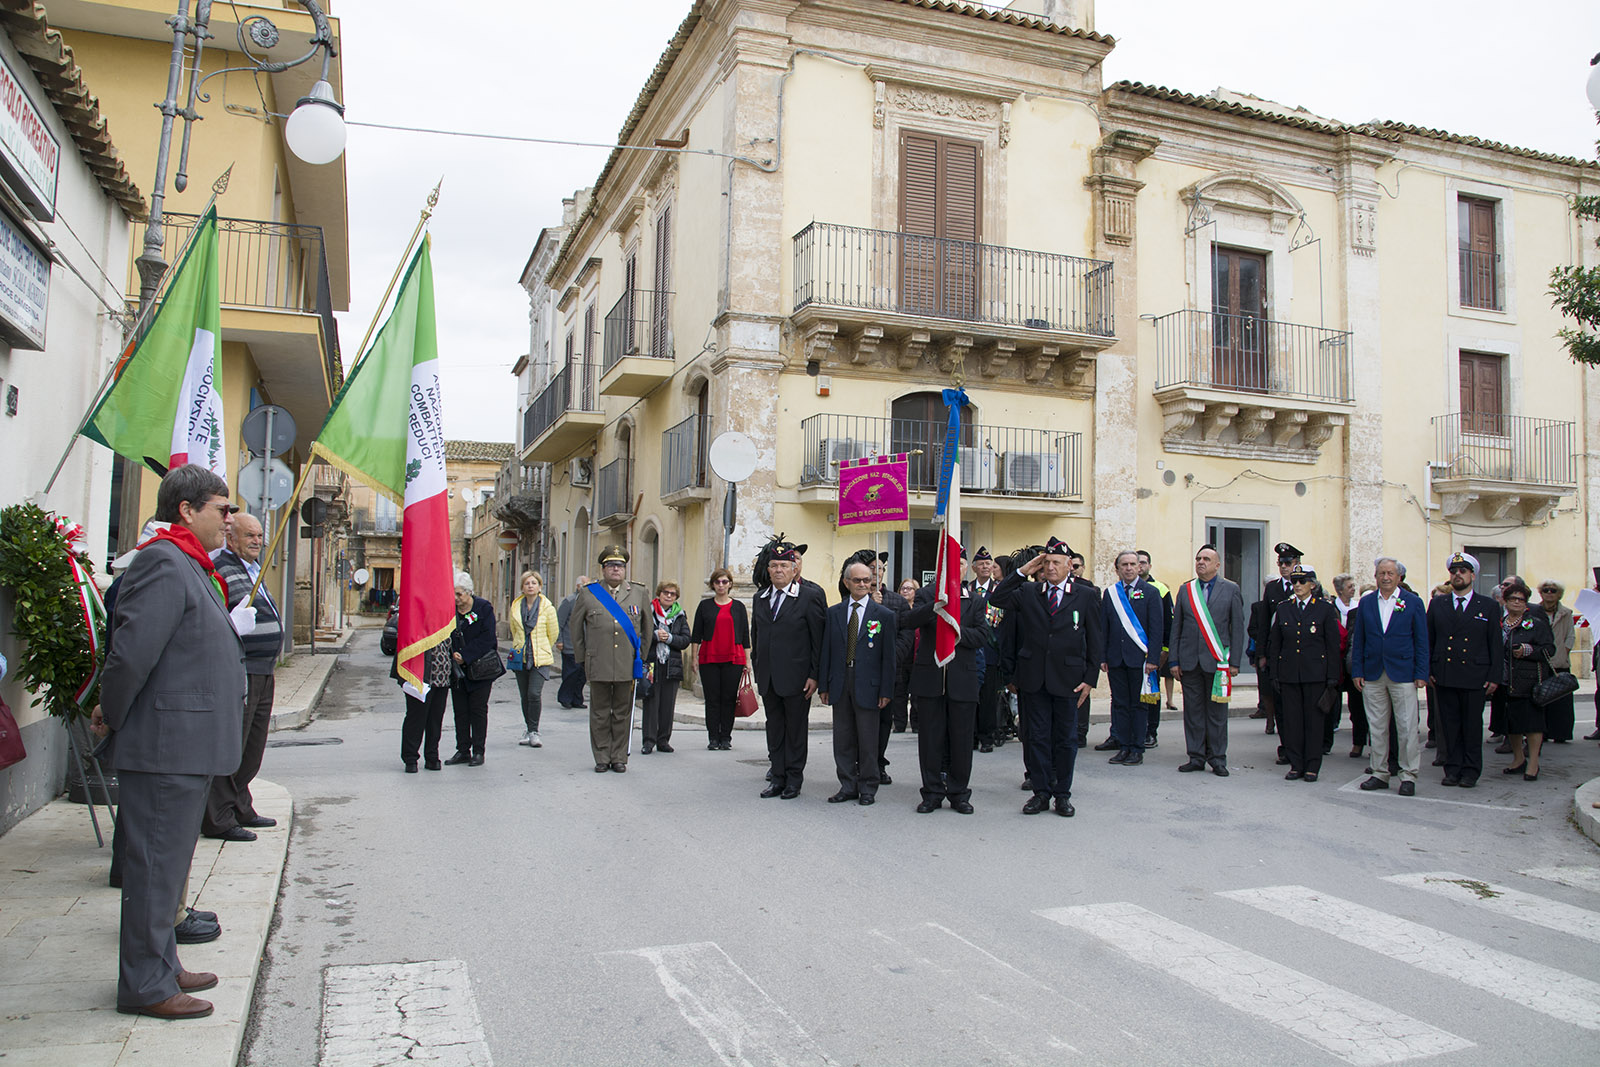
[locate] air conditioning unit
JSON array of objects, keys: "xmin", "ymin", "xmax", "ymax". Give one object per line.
[
  {"xmin": 818, "ymin": 437, "xmax": 877, "ymax": 478},
  {"xmin": 957, "ymin": 447, "xmax": 998, "ymax": 490},
  {"xmin": 1001, "ymin": 449, "xmax": 1066, "ymax": 495},
  {"xmin": 570, "ymin": 457, "xmax": 593, "ymax": 487}
]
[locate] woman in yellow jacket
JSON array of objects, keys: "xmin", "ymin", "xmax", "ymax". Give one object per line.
[{"xmin": 508, "ymin": 570, "xmax": 560, "ymax": 747}]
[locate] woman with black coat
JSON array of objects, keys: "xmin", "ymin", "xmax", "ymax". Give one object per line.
[
  {"xmin": 447, "ymin": 572, "xmax": 499, "ymax": 767},
  {"xmin": 690, "ymin": 568, "xmax": 750, "ymax": 750},
  {"xmin": 1498, "ymin": 579, "xmax": 1556, "ymax": 781},
  {"xmin": 641, "ymin": 581, "xmax": 693, "ymax": 754}
]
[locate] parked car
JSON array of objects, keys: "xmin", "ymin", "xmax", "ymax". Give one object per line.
[{"xmin": 380, "ymin": 606, "xmax": 399, "ymax": 656}]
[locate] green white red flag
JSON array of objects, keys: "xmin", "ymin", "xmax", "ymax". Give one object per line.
[{"xmin": 310, "ymin": 240, "xmax": 453, "ymax": 690}]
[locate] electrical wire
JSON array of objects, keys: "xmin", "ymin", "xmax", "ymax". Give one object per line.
[{"xmin": 343, "ymin": 119, "xmax": 773, "ymax": 168}]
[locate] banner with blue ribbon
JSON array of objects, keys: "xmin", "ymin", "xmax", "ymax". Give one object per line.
[{"xmin": 934, "ymin": 386, "xmax": 968, "ymax": 519}]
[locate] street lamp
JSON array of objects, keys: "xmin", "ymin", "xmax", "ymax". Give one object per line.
[{"xmin": 134, "ymin": 0, "xmax": 346, "ymax": 311}]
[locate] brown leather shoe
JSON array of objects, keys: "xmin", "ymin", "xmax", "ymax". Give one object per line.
[
  {"xmin": 116, "ymin": 992, "xmax": 214, "ymax": 1019},
  {"xmin": 177, "ymin": 970, "xmax": 218, "ymax": 993}
]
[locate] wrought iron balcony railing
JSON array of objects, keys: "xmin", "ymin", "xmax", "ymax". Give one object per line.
[
  {"xmin": 798, "ymin": 414, "xmax": 1082, "ymax": 499},
  {"xmin": 793, "ymin": 222, "xmax": 1114, "ymax": 336},
  {"xmin": 524, "ymin": 362, "xmax": 601, "ymax": 446},
  {"xmin": 138, "ymin": 213, "xmax": 344, "ymax": 388},
  {"xmin": 1458, "ymin": 249, "xmax": 1502, "ymax": 311},
  {"xmin": 661, "ymin": 413, "xmax": 710, "ymax": 496},
  {"xmin": 603, "ymin": 289, "xmax": 674, "ymax": 373},
  {"xmin": 1433, "ymin": 413, "xmax": 1575, "ymax": 487},
  {"xmin": 1150, "ymin": 309, "xmax": 1352, "ymax": 403},
  {"xmin": 596, "ymin": 458, "xmax": 632, "ymax": 522}
]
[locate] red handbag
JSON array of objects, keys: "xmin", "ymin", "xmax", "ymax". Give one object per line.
[
  {"xmin": 0, "ymin": 693, "xmax": 26, "ymax": 771},
  {"xmin": 734, "ymin": 666, "xmax": 759, "ymax": 718}
]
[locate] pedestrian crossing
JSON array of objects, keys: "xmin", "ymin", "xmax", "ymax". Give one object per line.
[{"xmin": 614, "ymin": 866, "xmax": 1600, "ymax": 1066}]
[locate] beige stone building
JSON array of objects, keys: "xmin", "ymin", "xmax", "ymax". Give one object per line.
[{"xmin": 517, "ymin": 0, "xmax": 1598, "ymax": 614}]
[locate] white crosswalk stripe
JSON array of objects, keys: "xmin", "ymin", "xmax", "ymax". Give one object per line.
[
  {"xmin": 1036, "ymin": 901, "xmax": 1473, "ymax": 1066},
  {"xmin": 1221, "ymin": 885, "xmax": 1600, "ymax": 1030},
  {"xmin": 1385, "ymin": 871, "xmax": 1600, "ymax": 943},
  {"xmin": 1519, "ymin": 866, "xmax": 1600, "ymax": 893}
]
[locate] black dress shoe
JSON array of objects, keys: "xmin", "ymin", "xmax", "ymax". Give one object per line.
[
  {"xmin": 1424, "ymin": 738, "xmax": 1437, "ymax": 749},
  {"xmin": 207, "ymin": 826, "xmax": 257, "ymax": 842},
  {"xmin": 1302, "ymin": 772, "xmax": 1318, "ymax": 783},
  {"xmin": 708, "ymin": 741, "xmax": 719, "ymax": 750},
  {"xmin": 1285, "ymin": 770, "xmax": 1304, "ymax": 780},
  {"xmin": 828, "ymin": 791, "xmax": 859, "ymax": 803},
  {"xmin": 1109, "ymin": 750, "xmax": 1128, "ymax": 764},
  {"xmin": 1459, "ymin": 779, "xmax": 1478, "ymax": 788},
  {"xmin": 1398, "ymin": 781, "xmax": 1415, "ymax": 796},
  {"xmin": 174, "ymin": 915, "xmax": 221, "ymax": 944},
  {"xmin": 858, "ymin": 795, "xmax": 875, "ymax": 806},
  {"xmin": 468, "ymin": 754, "xmax": 484, "ymax": 767},
  {"xmin": 1432, "ymin": 755, "xmax": 1445, "ymax": 765},
  {"xmin": 239, "ymin": 815, "xmax": 277, "ymax": 828},
  {"xmin": 425, "ymin": 759, "xmax": 442, "ymax": 770},
  {"xmin": 1586, "ymin": 729, "xmax": 1600, "ymax": 741},
  {"xmin": 1359, "ymin": 776, "xmax": 1389, "ymax": 791},
  {"xmin": 1266, "ymin": 722, "xmax": 1276, "ymax": 734},
  {"xmin": 1249, "ymin": 709, "xmax": 1267, "ymax": 719},
  {"xmin": 760, "ymin": 785, "xmax": 784, "ymax": 798},
  {"xmin": 1145, "ymin": 736, "xmax": 1158, "ymax": 748},
  {"xmin": 1178, "ymin": 760, "xmax": 1204, "ymax": 772},
  {"xmin": 1503, "ymin": 763, "xmax": 1527, "ymax": 774},
  {"xmin": 1094, "ymin": 738, "xmax": 1120, "ymax": 751},
  {"xmin": 1122, "ymin": 753, "xmax": 1144, "ymax": 766},
  {"xmin": 880, "ymin": 772, "xmax": 892, "ymax": 786},
  {"xmin": 1275, "ymin": 754, "xmax": 1290, "ymax": 765},
  {"xmin": 641, "ymin": 743, "xmax": 655, "ymax": 754},
  {"xmin": 444, "ymin": 752, "xmax": 471, "ymax": 765},
  {"xmin": 916, "ymin": 799, "xmax": 941, "ymax": 813},
  {"xmin": 979, "ymin": 742, "xmax": 994, "ymax": 753},
  {"xmin": 1020, "ymin": 776, "xmax": 1034, "ymax": 790},
  {"xmin": 404, "ymin": 762, "xmax": 418, "ymax": 773},
  {"xmin": 951, "ymin": 800, "xmax": 974, "ymax": 815},
  {"xmin": 610, "ymin": 762, "xmax": 626, "ymax": 773},
  {"xmin": 186, "ymin": 906, "xmax": 218, "ymax": 923},
  {"xmin": 657, "ymin": 742, "xmax": 674, "ymax": 753},
  {"xmin": 1441, "ymin": 776, "xmax": 1461, "ymax": 786},
  {"xmin": 596, "ymin": 763, "xmax": 610, "ymax": 773},
  {"xmin": 1523, "ymin": 770, "xmax": 1539, "ymax": 781},
  {"xmin": 571, "ymin": 703, "xmax": 586, "ymax": 709},
  {"xmin": 780, "ymin": 788, "xmax": 800, "ymax": 800},
  {"xmin": 1054, "ymin": 798, "xmax": 1075, "ymax": 817},
  {"xmin": 1210, "ymin": 764, "xmax": 1229, "ymax": 777},
  {"xmin": 1022, "ymin": 795, "xmax": 1049, "ymax": 815}
]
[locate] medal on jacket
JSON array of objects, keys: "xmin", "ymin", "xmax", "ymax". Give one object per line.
[{"xmin": 1309, "ymin": 623, "xmax": 1316, "ymax": 633}]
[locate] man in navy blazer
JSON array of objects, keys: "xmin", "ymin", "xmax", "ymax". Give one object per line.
[
  {"xmin": 818, "ymin": 560, "xmax": 897, "ymax": 805},
  {"xmin": 1351, "ymin": 557, "xmax": 1430, "ymax": 795},
  {"xmin": 1099, "ymin": 550, "xmax": 1163, "ymax": 766}
]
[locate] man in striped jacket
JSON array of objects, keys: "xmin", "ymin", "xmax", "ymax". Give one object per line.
[{"xmin": 202, "ymin": 513, "xmax": 283, "ymax": 842}]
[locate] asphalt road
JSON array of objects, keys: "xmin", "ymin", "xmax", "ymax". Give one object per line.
[{"xmin": 243, "ymin": 630, "xmax": 1600, "ymax": 1067}]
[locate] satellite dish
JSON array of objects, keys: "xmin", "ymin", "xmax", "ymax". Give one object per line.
[
  {"xmin": 461, "ymin": 487, "xmax": 476, "ymax": 502},
  {"xmin": 352, "ymin": 567, "xmax": 370, "ymax": 585},
  {"xmin": 708, "ymin": 431, "xmax": 759, "ymax": 483}
]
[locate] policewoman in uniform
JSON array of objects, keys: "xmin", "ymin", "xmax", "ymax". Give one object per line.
[
  {"xmin": 1266, "ymin": 566, "xmax": 1342, "ymax": 781},
  {"xmin": 571, "ymin": 545, "xmax": 651, "ymax": 772}
]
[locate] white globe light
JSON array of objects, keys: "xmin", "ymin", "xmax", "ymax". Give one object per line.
[
  {"xmin": 1588, "ymin": 57, "xmax": 1600, "ymax": 112},
  {"xmin": 285, "ymin": 80, "xmax": 346, "ymax": 165}
]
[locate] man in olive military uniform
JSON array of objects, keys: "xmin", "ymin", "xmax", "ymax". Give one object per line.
[
  {"xmin": 572, "ymin": 545, "xmax": 651, "ymax": 772},
  {"xmin": 1266, "ymin": 566, "xmax": 1342, "ymax": 781}
]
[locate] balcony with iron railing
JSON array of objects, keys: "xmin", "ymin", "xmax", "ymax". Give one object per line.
[
  {"xmin": 1149, "ymin": 308, "xmax": 1353, "ymax": 461},
  {"xmin": 790, "ymin": 222, "xmax": 1116, "ymax": 389},
  {"xmin": 596, "ymin": 458, "xmax": 632, "ymax": 527},
  {"xmin": 1458, "ymin": 249, "xmax": 1503, "ymax": 311},
  {"xmin": 797, "ymin": 414, "xmax": 1082, "ymax": 507},
  {"xmin": 661, "ymin": 414, "xmax": 711, "ymax": 505},
  {"xmin": 1431, "ymin": 412, "xmax": 1576, "ymax": 522},
  {"xmin": 135, "ymin": 214, "xmax": 344, "ymax": 409},
  {"xmin": 521, "ymin": 362, "xmax": 604, "ymax": 463},
  {"xmin": 601, "ymin": 289, "xmax": 674, "ymax": 396}
]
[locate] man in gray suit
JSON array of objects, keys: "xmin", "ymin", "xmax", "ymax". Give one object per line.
[
  {"xmin": 100, "ymin": 466, "xmax": 246, "ymax": 1020},
  {"xmin": 1168, "ymin": 544, "xmax": 1246, "ymax": 776}
]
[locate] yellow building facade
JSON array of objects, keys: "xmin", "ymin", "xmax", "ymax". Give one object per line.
[{"xmin": 521, "ymin": 0, "xmax": 1597, "ymax": 609}]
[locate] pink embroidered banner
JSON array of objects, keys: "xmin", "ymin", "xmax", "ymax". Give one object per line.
[{"xmin": 837, "ymin": 453, "xmax": 910, "ymax": 533}]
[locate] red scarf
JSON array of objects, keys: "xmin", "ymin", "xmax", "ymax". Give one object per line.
[{"xmin": 141, "ymin": 525, "xmax": 228, "ymax": 603}]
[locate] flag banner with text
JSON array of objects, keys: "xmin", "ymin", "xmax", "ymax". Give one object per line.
[
  {"xmin": 85, "ymin": 208, "xmax": 224, "ymax": 476},
  {"xmin": 836, "ymin": 453, "xmax": 910, "ymax": 534},
  {"xmin": 310, "ymin": 240, "xmax": 453, "ymax": 691}
]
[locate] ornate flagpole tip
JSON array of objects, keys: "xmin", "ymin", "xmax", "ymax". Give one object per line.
[{"xmin": 212, "ymin": 164, "xmax": 234, "ymax": 196}]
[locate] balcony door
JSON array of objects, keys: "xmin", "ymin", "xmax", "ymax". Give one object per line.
[
  {"xmin": 900, "ymin": 132, "xmax": 981, "ymax": 320},
  {"xmin": 1211, "ymin": 246, "xmax": 1268, "ymax": 391},
  {"xmin": 1460, "ymin": 351, "xmax": 1504, "ymax": 436},
  {"xmin": 891, "ymin": 392, "xmax": 971, "ymax": 492}
]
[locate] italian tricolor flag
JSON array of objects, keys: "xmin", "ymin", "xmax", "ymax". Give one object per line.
[
  {"xmin": 85, "ymin": 207, "xmax": 225, "ymax": 477},
  {"xmin": 312, "ymin": 240, "xmax": 454, "ymax": 690}
]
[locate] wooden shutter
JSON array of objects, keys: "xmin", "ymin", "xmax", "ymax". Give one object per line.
[
  {"xmin": 582, "ymin": 304, "xmax": 597, "ymax": 408},
  {"xmin": 1460, "ymin": 352, "xmax": 1503, "ymax": 435},
  {"xmin": 898, "ymin": 132, "xmax": 982, "ymax": 317},
  {"xmin": 651, "ymin": 208, "xmax": 672, "ymax": 357},
  {"xmin": 622, "ymin": 251, "xmax": 638, "ymax": 354},
  {"xmin": 1460, "ymin": 197, "xmax": 1498, "ymax": 309}
]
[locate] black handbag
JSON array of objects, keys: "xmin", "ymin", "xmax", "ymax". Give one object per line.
[
  {"xmin": 465, "ymin": 649, "xmax": 506, "ymax": 683},
  {"xmin": 1531, "ymin": 652, "xmax": 1578, "ymax": 707}
]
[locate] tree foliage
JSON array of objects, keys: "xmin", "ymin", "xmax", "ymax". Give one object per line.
[
  {"xmin": 0, "ymin": 504, "xmax": 101, "ymax": 720},
  {"xmin": 1549, "ymin": 127, "xmax": 1600, "ymax": 366}
]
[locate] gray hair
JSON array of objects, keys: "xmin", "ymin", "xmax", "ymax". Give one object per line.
[
  {"xmin": 1114, "ymin": 550, "xmax": 1141, "ymax": 566},
  {"xmin": 453, "ymin": 571, "xmax": 474, "ymax": 594},
  {"xmin": 1538, "ymin": 579, "xmax": 1565, "ymax": 597},
  {"xmin": 1373, "ymin": 557, "xmax": 1402, "ymax": 577},
  {"xmin": 1332, "ymin": 573, "xmax": 1355, "ymax": 593}
]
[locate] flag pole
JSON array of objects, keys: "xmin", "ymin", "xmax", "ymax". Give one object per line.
[
  {"xmin": 244, "ymin": 180, "xmax": 443, "ymax": 606},
  {"xmin": 40, "ymin": 167, "xmax": 236, "ymax": 497}
]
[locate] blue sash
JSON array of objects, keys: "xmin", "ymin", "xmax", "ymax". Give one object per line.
[
  {"xmin": 587, "ymin": 583, "xmax": 645, "ymax": 680},
  {"xmin": 1111, "ymin": 581, "xmax": 1149, "ymax": 653}
]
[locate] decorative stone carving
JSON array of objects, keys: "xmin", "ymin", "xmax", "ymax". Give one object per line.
[
  {"xmin": 1060, "ymin": 349, "xmax": 1093, "ymax": 389},
  {"xmin": 935, "ymin": 335, "xmax": 973, "ymax": 375},
  {"xmin": 999, "ymin": 102, "xmax": 1011, "ymax": 148},
  {"xmin": 1270, "ymin": 409, "xmax": 1309, "ymax": 447},
  {"xmin": 1162, "ymin": 398, "xmax": 1205, "ymax": 438},
  {"xmin": 980, "ymin": 339, "xmax": 1015, "ymax": 377},
  {"xmin": 898, "ymin": 331, "xmax": 932, "ymax": 370},
  {"xmin": 1022, "ymin": 348, "xmax": 1058, "ymax": 383},
  {"xmin": 1485, "ymin": 495, "xmax": 1521, "ymax": 523},
  {"xmin": 1235, "ymin": 406, "xmax": 1274, "ymax": 443},
  {"xmin": 850, "ymin": 325, "xmax": 884, "ymax": 365},
  {"xmin": 1302, "ymin": 413, "xmax": 1344, "ymax": 450},
  {"xmin": 1351, "ymin": 200, "xmax": 1378, "ymax": 255},
  {"xmin": 1202, "ymin": 405, "xmax": 1239, "ymax": 441},
  {"xmin": 873, "ymin": 81, "xmax": 886, "ymax": 130},
  {"xmin": 801, "ymin": 321, "xmax": 838, "ymax": 366},
  {"xmin": 889, "ymin": 86, "xmax": 997, "ymax": 124},
  {"xmin": 1439, "ymin": 492, "xmax": 1477, "ymax": 519}
]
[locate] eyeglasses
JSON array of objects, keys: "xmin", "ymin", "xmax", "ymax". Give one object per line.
[
  {"xmin": 845, "ymin": 576, "xmax": 874, "ymax": 585},
  {"xmin": 712, "ymin": 578, "xmax": 731, "ymax": 586},
  {"xmin": 1505, "ymin": 595, "xmax": 1527, "ymax": 603}
]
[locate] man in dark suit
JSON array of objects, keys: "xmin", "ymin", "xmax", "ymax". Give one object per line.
[
  {"xmin": 963, "ymin": 547, "xmax": 1004, "ymax": 752},
  {"xmin": 1267, "ymin": 566, "xmax": 1342, "ymax": 782},
  {"xmin": 843, "ymin": 549, "xmax": 911, "ymax": 784},
  {"xmin": 1169, "ymin": 544, "xmax": 1247, "ymax": 776},
  {"xmin": 819, "ymin": 560, "xmax": 897, "ymax": 805},
  {"xmin": 990, "ymin": 537, "xmax": 1103, "ymax": 817},
  {"xmin": 100, "ymin": 465, "xmax": 246, "ymax": 1020},
  {"xmin": 1426, "ymin": 551, "xmax": 1503, "ymax": 788},
  {"xmin": 1351, "ymin": 557, "xmax": 1431, "ymax": 795},
  {"xmin": 751, "ymin": 542, "xmax": 825, "ymax": 798},
  {"xmin": 1249, "ymin": 542, "xmax": 1301, "ymax": 733},
  {"xmin": 1099, "ymin": 551, "xmax": 1163, "ymax": 766},
  {"xmin": 904, "ymin": 577, "xmax": 989, "ymax": 812}
]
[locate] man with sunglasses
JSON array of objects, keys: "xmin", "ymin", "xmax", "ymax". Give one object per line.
[{"xmin": 1425, "ymin": 552, "xmax": 1503, "ymax": 788}]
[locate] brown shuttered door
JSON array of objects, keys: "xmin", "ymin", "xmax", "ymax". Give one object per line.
[
  {"xmin": 651, "ymin": 207, "xmax": 672, "ymax": 358},
  {"xmin": 1459, "ymin": 351, "xmax": 1504, "ymax": 436},
  {"xmin": 1459, "ymin": 197, "xmax": 1498, "ymax": 309},
  {"xmin": 899, "ymin": 131, "xmax": 981, "ymax": 318}
]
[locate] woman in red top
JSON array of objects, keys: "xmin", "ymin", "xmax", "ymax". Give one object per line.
[{"xmin": 690, "ymin": 567, "xmax": 750, "ymax": 750}]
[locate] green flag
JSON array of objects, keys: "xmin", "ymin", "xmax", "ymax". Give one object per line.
[{"xmin": 85, "ymin": 209, "xmax": 225, "ymax": 476}]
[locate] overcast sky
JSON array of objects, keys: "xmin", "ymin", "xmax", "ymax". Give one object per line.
[{"xmin": 331, "ymin": 0, "xmax": 1599, "ymax": 442}]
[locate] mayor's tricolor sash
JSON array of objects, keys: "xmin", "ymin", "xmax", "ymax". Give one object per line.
[
  {"xmin": 1183, "ymin": 578, "xmax": 1232, "ymax": 702},
  {"xmin": 1111, "ymin": 582, "xmax": 1161, "ymax": 704}
]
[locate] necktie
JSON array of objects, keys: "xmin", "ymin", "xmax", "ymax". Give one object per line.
[
  {"xmin": 1049, "ymin": 585, "xmax": 1061, "ymax": 614},
  {"xmin": 771, "ymin": 589, "xmax": 783, "ymax": 619},
  {"xmin": 847, "ymin": 601, "xmax": 860, "ymax": 663},
  {"xmin": 1457, "ymin": 596, "xmax": 1466, "ymax": 614}
]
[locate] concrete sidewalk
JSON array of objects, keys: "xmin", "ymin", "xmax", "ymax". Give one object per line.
[
  {"xmin": 267, "ymin": 648, "xmax": 343, "ymax": 733},
  {"xmin": 0, "ymin": 779, "xmax": 293, "ymax": 1066}
]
